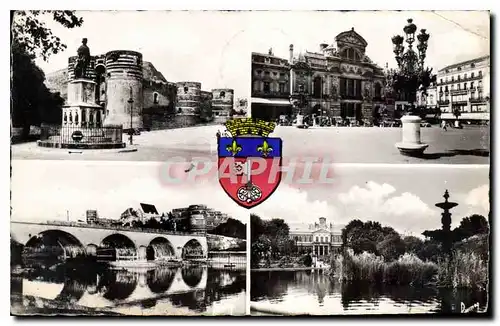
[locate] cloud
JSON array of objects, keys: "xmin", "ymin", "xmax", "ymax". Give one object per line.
[
  {"xmin": 337, "ymin": 182, "xmax": 437, "ymax": 235},
  {"xmin": 10, "ymin": 161, "xmax": 248, "ymax": 224},
  {"xmin": 252, "ymin": 184, "xmax": 338, "ymax": 223},
  {"xmin": 465, "ymin": 184, "xmax": 490, "ymax": 213}
]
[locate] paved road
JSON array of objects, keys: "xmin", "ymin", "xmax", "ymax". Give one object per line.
[{"xmin": 11, "ymin": 125, "xmax": 490, "ymax": 164}]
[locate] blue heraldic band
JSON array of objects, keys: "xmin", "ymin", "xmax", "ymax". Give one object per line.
[{"xmin": 218, "ymin": 137, "xmax": 282, "ymax": 158}]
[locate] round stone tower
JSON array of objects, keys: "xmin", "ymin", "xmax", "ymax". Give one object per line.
[
  {"xmin": 211, "ymin": 88, "xmax": 234, "ymax": 123},
  {"xmin": 103, "ymin": 50, "xmax": 144, "ymax": 130},
  {"xmin": 176, "ymin": 81, "xmax": 201, "ymax": 127}
]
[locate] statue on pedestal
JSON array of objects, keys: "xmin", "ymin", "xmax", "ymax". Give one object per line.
[{"xmin": 74, "ymin": 38, "xmax": 91, "ymax": 79}]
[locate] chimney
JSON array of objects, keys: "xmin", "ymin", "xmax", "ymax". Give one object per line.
[{"xmin": 289, "ymin": 44, "xmax": 294, "ymax": 64}]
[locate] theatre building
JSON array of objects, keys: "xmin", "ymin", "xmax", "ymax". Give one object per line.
[
  {"xmin": 251, "ymin": 28, "xmax": 387, "ymax": 123},
  {"xmin": 289, "ymin": 217, "xmax": 343, "ymax": 258}
]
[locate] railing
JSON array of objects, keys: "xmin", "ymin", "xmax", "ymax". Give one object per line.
[
  {"xmin": 251, "ymin": 90, "xmax": 291, "ymax": 99},
  {"xmin": 39, "ymin": 125, "xmax": 123, "ymax": 144},
  {"xmin": 438, "ymin": 100, "xmax": 450, "ymax": 105},
  {"xmin": 13, "ymin": 220, "xmax": 206, "ymax": 237},
  {"xmin": 340, "ymin": 94, "xmax": 363, "ymax": 100},
  {"xmin": 470, "ymin": 97, "xmax": 487, "ymax": 103},
  {"xmin": 437, "ymin": 74, "xmax": 483, "ymax": 85}
]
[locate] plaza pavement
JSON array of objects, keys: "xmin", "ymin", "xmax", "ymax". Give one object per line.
[{"xmin": 11, "ymin": 125, "xmax": 490, "ymax": 164}]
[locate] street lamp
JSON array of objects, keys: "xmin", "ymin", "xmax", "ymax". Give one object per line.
[
  {"xmin": 289, "ymin": 86, "xmax": 308, "ymax": 127},
  {"xmin": 392, "ymin": 18, "xmax": 433, "ymax": 156},
  {"xmin": 128, "ymin": 87, "xmax": 134, "ymax": 145}
]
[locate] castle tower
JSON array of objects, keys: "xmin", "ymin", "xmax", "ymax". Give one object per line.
[
  {"xmin": 176, "ymin": 81, "xmax": 201, "ymax": 127},
  {"xmin": 103, "ymin": 50, "xmax": 144, "ymax": 129},
  {"xmin": 211, "ymin": 88, "xmax": 234, "ymax": 123}
]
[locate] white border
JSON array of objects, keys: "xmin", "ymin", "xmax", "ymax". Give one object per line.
[{"xmin": 3, "ymin": 1, "xmax": 498, "ymax": 325}]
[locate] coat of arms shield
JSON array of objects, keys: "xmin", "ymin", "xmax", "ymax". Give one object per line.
[{"xmin": 217, "ymin": 118, "xmax": 282, "ymax": 209}]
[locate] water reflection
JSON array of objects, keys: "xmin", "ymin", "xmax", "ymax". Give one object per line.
[
  {"xmin": 12, "ymin": 263, "xmax": 246, "ymax": 315},
  {"xmin": 251, "ymin": 270, "xmax": 488, "ymax": 315}
]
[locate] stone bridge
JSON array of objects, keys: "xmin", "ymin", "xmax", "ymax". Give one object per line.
[
  {"xmin": 11, "ymin": 220, "xmax": 208, "ymax": 260},
  {"xmin": 20, "ymin": 267, "xmax": 209, "ymax": 306}
]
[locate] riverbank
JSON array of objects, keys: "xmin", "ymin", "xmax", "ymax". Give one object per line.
[{"xmin": 251, "ymin": 267, "xmax": 328, "ymax": 272}]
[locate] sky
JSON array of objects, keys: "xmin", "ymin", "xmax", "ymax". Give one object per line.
[
  {"xmin": 11, "ymin": 161, "xmax": 488, "ymax": 237},
  {"xmin": 32, "ymin": 10, "xmax": 490, "ymax": 101}
]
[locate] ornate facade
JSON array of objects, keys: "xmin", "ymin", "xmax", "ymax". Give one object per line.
[
  {"xmin": 289, "ymin": 217, "xmax": 343, "ymax": 258},
  {"xmin": 251, "ymin": 28, "xmax": 387, "ymax": 123}
]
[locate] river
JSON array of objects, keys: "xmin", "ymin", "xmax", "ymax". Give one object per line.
[
  {"xmin": 11, "ymin": 263, "xmax": 246, "ymax": 316},
  {"xmin": 251, "ymin": 270, "xmax": 488, "ymax": 315}
]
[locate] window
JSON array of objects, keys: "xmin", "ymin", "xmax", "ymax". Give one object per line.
[
  {"xmin": 279, "ymin": 83, "xmax": 285, "ymax": 93},
  {"xmin": 471, "ymin": 72, "xmax": 475, "ymax": 78},
  {"xmin": 153, "ymin": 92, "xmax": 159, "ymax": 104},
  {"xmin": 315, "ymin": 236, "xmax": 319, "ymax": 242},
  {"xmin": 184, "ymin": 86, "xmax": 189, "ymax": 93},
  {"xmin": 374, "ymin": 83, "xmax": 382, "ymax": 98},
  {"xmin": 457, "ymin": 75, "xmax": 461, "ymax": 81},
  {"xmin": 479, "ymin": 70, "xmax": 483, "ymax": 77},
  {"xmin": 220, "ymin": 91, "xmax": 225, "ymax": 98},
  {"xmin": 264, "ymin": 71, "xmax": 270, "ymax": 76},
  {"xmin": 464, "ymin": 83, "xmax": 467, "ymax": 90},
  {"xmin": 471, "ymin": 82, "xmax": 474, "ymax": 89},
  {"xmin": 320, "ymin": 236, "xmax": 324, "ymax": 242},
  {"xmin": 273, "ymin": 72, "xmax": 278, "ymax": 76},
  {"xmin": 263, "ymin": 82, "xmax": 270, "ymax": 93},
  {"xmin": 451, "ymin": 76, "xmax": 454, "ymax": 82},
  {"xmin": 457, "ymin": 84, "xmax": 461, "ymax": 90},
  {"xmin": 457, "ymin": 66, "xmax": 462, "ymax": 71},
  {"xmin": 471, "ymin": 63, "xmax": 475, "ymax": 68},
  {"xmin": 465, "ymin": 73, "xmax": 468, "ymax": 79}
]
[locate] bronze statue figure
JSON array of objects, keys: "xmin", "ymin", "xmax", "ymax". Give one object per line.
[{"xmin": 74, "ymin": 38, "xmax": 91, "ymax": 79}]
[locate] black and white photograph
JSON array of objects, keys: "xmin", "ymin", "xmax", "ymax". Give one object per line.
[
  {"xmin": 249, "ymin": 11, "xmax": 490, "ymax": 164},
  {"xmin": 8, "ymin": 8, "xmax": 492, "ymax": 318},
  {"xmin": 250, "ymin": 166, "xmax": 490, "ymax": 315},
  {"xmin": 10, "ymin": 161, "xmax": 248, "ymax": 316}
]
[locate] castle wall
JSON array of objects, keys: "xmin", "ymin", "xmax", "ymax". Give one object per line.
[
  {"xmin": 103, "ymin": 50, "xmax": 144, "ymax": 129},
  {"xmin": 175, "ymin": 82, "xmax": 201, "ymax": 127},
  {"xmin": 211, "ymin": 88, "xmax": 234, "ymax": 120}
]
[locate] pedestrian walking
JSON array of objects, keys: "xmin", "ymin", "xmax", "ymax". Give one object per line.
[{"xmin": 441, "ymin": 120, "xmax": 447, "ymax": 131}]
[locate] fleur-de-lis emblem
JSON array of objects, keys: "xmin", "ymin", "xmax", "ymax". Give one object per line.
[
  {"xmin": 226, "ymin": 140, "xmax": 242, "ymax": 156},
  {"xmin": 257, "ymin": 140, "xmax": 273, "ymax": 157}
]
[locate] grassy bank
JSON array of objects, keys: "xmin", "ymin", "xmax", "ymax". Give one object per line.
[{"xmin": 331, "ymin": 247, "xmax": 488, "ymax": 290}]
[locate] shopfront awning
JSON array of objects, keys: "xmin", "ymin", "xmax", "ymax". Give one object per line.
[{"xmin": 251, "ymin": 97, "xmax": 292, "ymax": 106}]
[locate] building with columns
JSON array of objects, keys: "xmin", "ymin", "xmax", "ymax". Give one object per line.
[
  {"xmin": 289, "ymin": 217, "xmax": 343, "ymax": 258},
  {"xmin": 251, "ymin": 28, "xmax": 387, "ymax": 123},
  {"xmin": 436, "ymin": 55, "xmax": 490, "ymax": 123}
]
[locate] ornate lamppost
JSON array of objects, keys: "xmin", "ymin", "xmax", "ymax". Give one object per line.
[
  {"xmin": 391, "ymin": 19, "xmax": 433, "ymax": 156},
  {"xmin": 289, "ymin": 86, "xmax": 308, "ymax": 128}
]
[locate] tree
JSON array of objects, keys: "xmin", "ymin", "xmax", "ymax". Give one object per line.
[
  {"xmin": 11, "ymin": 11, "xmax": 83, "ymax": 60},
  {"xmin": 209, "ymin": 218, "xmax": 246, "ymax": 239},
  {"xmin": 376, "ymin": 234, "xmax": 406, "ymax": 261},
  {"xmin": 11, "ymin": 11, "xmax": 83, "ymax": 137},
  {"xmin": 452, "ymin": 214, "xmax": 489, "ymax": 242},
  {"xmin": 403, "ymin": 235, "xmax": 424, "ymax": 254}
]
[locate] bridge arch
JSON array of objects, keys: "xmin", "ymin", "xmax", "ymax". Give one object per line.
[
  {"xmin": 24, "ymin": 229, "xmax": 86, "ymax": 261},
  {"xmin": 100, "ymin": 233, "xmax": 137, "ymax": 260},
  {"xmin": 182, "ymin": 239, "xmax": 204, "ymax": 259},
  {"xmin": 147, "ymin": 237, "xmax": 176, "ymax": 261},
  {"xmin": 181, "ymin": 266, "xmax": 204, "ymax": 288},
  {"xmin": 147, "ymin": 268, "xmax": 177, "ymax": 293},
  {"xmin": 97, "ymin": 269, "xmax": 138, "ymax": 301}
]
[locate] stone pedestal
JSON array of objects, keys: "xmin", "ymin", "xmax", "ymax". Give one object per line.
[
  {"xmin": 63, "ymin": 79, "xmax": 104, "ymax": 129},
  {"xmin": 395, "ymin": 115, "xmax": 428, "ymax": 156}
]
